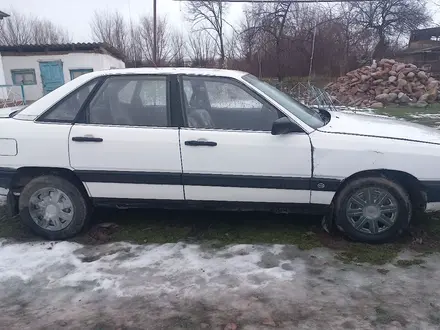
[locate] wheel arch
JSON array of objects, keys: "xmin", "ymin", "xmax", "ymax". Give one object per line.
[
  {"xmin": 10, "ymin": 167, "xmax": 90, "ymax": 198},
  {"xmin": 333, "ymin": 169, "xmax": 426, "ymax": 212}
]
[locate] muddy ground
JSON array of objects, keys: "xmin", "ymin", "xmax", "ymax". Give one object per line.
[{"xmin": 0, "ymin": 240, "xmax": 440, "ymax": 330}]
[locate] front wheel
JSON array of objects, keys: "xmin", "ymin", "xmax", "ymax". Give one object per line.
[
  {"xmin": 335, "ymin": 177, "xmax": 412, "ymax": 243},
  {"xmin": 18, "ymin": 175, "xmax": 90, "ymax": 240}
]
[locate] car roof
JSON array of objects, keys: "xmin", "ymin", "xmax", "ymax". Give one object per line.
[
  {"xmin": 14, "ymin": 68, "xmax": 250, "ymax": 120},
  {"xmin": 88, "ymin": 67, "xmax": 249, "ymax": 80}
]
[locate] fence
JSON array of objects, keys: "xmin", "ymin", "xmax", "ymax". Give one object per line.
[
  {"xmin": 0, "ymin": 84, "xmax": 26, "ymax": 108},
  {"xmin": 267, "ymin": 79, "xmax": 338, "ymax": 111}
]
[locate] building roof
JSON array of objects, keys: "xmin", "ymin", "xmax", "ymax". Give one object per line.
[
  {"xmin": 0, "ymin": 42, "xmax": 124, "ymax": 61},
  {"xmin": 0, "ymin": 10, "xmax": 9, "ymax": 19},
  {"xmin": 410, "ymin": 27, "xmax": 440, "ymax": 41},
  {"xmin": 402, "ymin": 45, "xmax": 440, "ymax": 55}
]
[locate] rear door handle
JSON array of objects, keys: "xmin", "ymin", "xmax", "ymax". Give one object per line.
[
  {"xmin": 72, "ymin": 136, "xmax": 103, "ymax": 142},
  {"xmin": 185, "ymin": 140, "xmax": 217, "ymax": 147}
]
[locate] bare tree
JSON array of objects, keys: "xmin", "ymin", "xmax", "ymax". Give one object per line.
[
  {"xmin": 126, "ymin": 26, "xmax": 143, "ymax": 67},
  {"xmin": 0, "ymin": 10, "xmax": 33, "ymax": 45},
  {"xmin": 187, "ymin": 31, "xmax": 215, "ymax": 67},
  {"xmin": 0, "ymin": 10, "xmax": 70, "ymax": 45},
  {"xmin": 350, "ymin": 0, "xmax": 431, "ymax": 59},
  {"xmin": 169, "ymin": 31, "xmax": 186, "ymax": 66},
  {"xmin": 139, "ymin": 15, "xmax": 170, "ymax": 65},
  {"xmin": 242, "ymin": 2, "xmax": 292, "ymax": 80},
  {"xmin": 90, "ymin": 10, "xmax": 128, "ymax": 57},
  {"xmin": 32, "ymin": 20, "xmax": 70, "ymax": 44},
  {"xmin": 239, "ymin": 5, "xmax": 262, "ymax": 65},
  {"xmin": 186, "ymin": 1, "xmax": 229, "ymax": 68}
]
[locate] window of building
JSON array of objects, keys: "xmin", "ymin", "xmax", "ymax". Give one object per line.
[
  {"xmin": 70, "ymin": 69, "xmax": 94, "ymax": 80},
  {"xmin": 11, "ymin": 69, "xmax": 37, "ymax": 85}
]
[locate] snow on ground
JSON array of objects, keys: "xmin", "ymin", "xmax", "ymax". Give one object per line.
[
  {"xmin": 0, "ymin": 240, "xmax": 439, "ymax": 330},
  {"xmin": 408, "ymin": 113, "xmax": 440, "ymax": 119},
  {"xmin": 341, "ymin": 110, "xmax": 392, "ymax": 119},
  {"xmin": 0, "ymin": 188, "xmax": 7, "ymax": 206}
]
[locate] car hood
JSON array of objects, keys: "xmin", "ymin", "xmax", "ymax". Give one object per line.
[
  {"xmin": 318, "ymin": 111, "xmax": 440, "ymax": 145},
  {"xmin": 0, "ymin": 105, "xmax": 27, "ymax": 118}
]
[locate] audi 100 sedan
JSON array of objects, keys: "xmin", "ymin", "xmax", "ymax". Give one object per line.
[{"xmin": 1, "ymin": 68, "xmax": 439, "ymax": 243}]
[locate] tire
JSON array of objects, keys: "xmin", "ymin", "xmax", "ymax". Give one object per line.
[
  {"xmin": 334, "ymin": 176, "xmax": 412, "ymax": 243},
  {"xmin": 18, "ymin": 175, "xmax": 90, "ymax": 240}
]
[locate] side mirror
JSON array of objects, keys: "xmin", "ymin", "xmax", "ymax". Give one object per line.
[{"xmin": 271, "ymin": 117, "xmax": 303, "ymax": 135}]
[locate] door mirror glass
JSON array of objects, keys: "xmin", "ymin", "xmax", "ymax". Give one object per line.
[{"xmin": 271, "ymin": 117, "xmax": 303, "ymax": 135}]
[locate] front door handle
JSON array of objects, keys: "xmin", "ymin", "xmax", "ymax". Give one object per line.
[
  {"xmin": 185, "ymin": 140, "xmax": 217, "ymax": 147},
  {"xmin": 72, "ymin": 136, "xmax": 103, "ymax": 143}
]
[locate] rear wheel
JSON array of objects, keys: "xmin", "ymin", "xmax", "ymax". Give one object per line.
[
  {"xmin": 18, "ymin": 175, "xmax": 90, "ymax": 240},
  {"xmin": 335, "ymin": 176, "xmax": 411, "ymax": 243}
]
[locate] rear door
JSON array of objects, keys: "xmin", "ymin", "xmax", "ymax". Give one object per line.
[
  {"xmin": 68, "ymin": 75, "xmax": 184, "ymax": 202},
  {"xmin": 179, "ymin": 75, "xmax": 312, "ymax": 204}
]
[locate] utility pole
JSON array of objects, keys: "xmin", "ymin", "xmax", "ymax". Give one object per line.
[{"xmin": 153, "ymin": 0, "xmax": 157, "ymax": 66}]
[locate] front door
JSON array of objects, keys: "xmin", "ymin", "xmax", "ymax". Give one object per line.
[
  {"xmin": 39, "ymin": 61, "xmax": 65, "ymax": 95},
  {"xmin": 69, "ymin": 75, "xmax": 184, "ymax": 201},
  {"xmin": 179, "ymin": 75, "xmax": 312, "ymax": 204}
]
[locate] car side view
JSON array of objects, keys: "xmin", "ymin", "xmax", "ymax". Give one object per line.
[{"xmin": 1, "ymin": 68, "xmax": 440, "ymax": 243}]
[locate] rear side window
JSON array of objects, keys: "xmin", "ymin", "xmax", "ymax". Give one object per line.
[
  {"xmin": 87, "ymin": 76, "xmax": 169, "ymax": 127},
  {"xmin": 39, "ymin": 80, "xmax": 98, "ymax": 122}
]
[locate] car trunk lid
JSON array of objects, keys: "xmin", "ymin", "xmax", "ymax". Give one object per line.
[{"xmin": 0, "ymin": 105, "xmax": 27, "ymax": 119}]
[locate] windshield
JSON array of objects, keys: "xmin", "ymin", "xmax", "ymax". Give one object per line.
[{"xmin": 242, "ymin": 74, "xmax": 325, "ymax": 129}]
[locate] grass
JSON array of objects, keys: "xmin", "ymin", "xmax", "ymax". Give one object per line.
[
  {"xmin": 395, "ymin": 259, "xmax": 426, "ymax": 268},
  {"xmin": 335, "ymin": 243, "xmax": 404, "ymax": 265},
  {"xmin": 87, "ymin": 208, "xmax": 325, "ymax": 249},
  {"xmin": 369, "ymin": 103, "xmax": 440, "ymax": 128},
  {"xmin": 2, "ymin": 206, "xmax": 440, "ymax": 265}
]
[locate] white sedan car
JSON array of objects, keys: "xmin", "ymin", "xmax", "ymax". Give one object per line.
[{"xmin": 1, "ymin": 68, "xmax": 439, "ymax": 243}]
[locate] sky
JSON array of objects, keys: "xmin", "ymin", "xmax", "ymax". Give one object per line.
[
  {"xmin": 1, "ymin": 0, "xmax": 439, "ymax": 43},
  {"xmin": 0, "ymin": 0, "xmax": 245, "ymax": 42}
]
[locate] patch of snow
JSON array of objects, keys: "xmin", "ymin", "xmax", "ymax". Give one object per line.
[
  {"xmin": 0, "ymin": 241, "xmax": 440, "ymax": 329},
  {"xmin": 0, "ymin": 188, "xmax": 7, "ymax": 206},
  {"xmin": 341, "ymin": 109, "xmax": 392, "ymax": 118},
  {"xmin": 409, "ymin": 113, "xmax": 440, "ymax": 119}
]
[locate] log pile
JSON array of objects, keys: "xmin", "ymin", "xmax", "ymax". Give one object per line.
[{"xmin": 326, "ymin": 59, "xmax": 439, "ymax": 108}]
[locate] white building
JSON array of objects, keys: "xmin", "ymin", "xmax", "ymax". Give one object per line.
[{"xmin": 0, "ymin": 43, "xmax": 125, "ymax": 102}]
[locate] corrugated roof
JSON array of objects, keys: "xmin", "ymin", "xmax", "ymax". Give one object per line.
[
  {"xmin": 402, "ymin": 45, "xmax": 440, "ymax": 55},
  {"xmin": 0, "ymin": 42, "xmax": 124, "ymax": 61},
  {"xmin": 0, "ymin": 10, "xmax": 9, "ymax": 18}
]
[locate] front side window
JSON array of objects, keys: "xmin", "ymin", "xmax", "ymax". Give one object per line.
[
  {"xmin": 242, "ymin": 74, "xmax": 325, "ymax": 129},
  {"xmin": 39, "ymin": 79, "xmax": 98, "ymax": 122},
  {"xmin": 11, "ymin": 69, "xmax": 37, "ymax": 85},
  {"xmin": 182, "ymin": 76, "xmax": 281, "ymax": 131},
  {"xmin": 88, "ymin": 76, "xmax": 169, "ymax": 127}
]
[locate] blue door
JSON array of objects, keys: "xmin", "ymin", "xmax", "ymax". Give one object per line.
[{"xmin": 39, "ymin": 61, "xmax": 65, "ymax": 95}]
